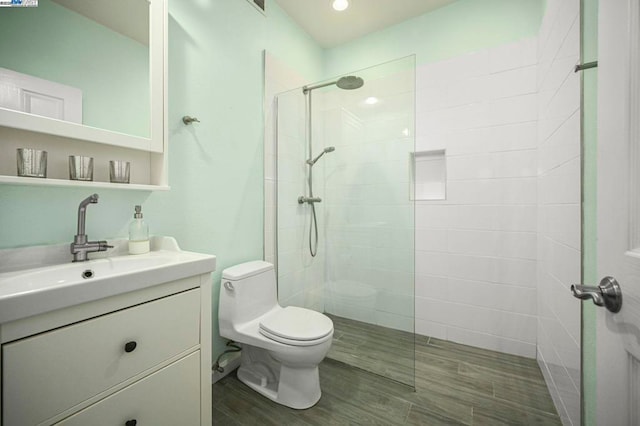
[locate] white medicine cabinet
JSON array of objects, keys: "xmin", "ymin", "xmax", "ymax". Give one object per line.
[{"xmin": 0, "ymin": 0, "xmax": 168, "ymax": 190}]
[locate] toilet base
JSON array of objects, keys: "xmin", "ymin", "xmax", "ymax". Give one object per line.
[{"xmin": 236, "ymin": 346, "xmax": 322, "ymax": 409}]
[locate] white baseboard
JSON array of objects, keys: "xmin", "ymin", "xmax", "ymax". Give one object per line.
[{"xmin": 211, "ymin": 351, "xmax": 241, "ymax": 384}]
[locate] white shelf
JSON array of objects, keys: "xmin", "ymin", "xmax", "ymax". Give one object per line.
[
  {"xmin": 0, "ymin": 175, "xmax": 169, "ymax": 191},
  {"xmin": 0, "ymin": 109, "xmax": 159, "ymax": 153}
]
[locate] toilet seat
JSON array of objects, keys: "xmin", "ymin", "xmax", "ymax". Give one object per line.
[{"xmin": 259, "ymin": 306, "xmax": 333, "ymax": 346}]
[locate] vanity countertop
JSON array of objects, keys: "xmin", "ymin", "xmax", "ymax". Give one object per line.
[{"xmin": 0, "ymin": 237, "xmax": 216, "ymax": 323}]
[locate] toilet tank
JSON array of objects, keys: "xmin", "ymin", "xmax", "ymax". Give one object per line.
[{"xmin": 219, "ymin": 261, "xmax": 278, "ymax": 330}]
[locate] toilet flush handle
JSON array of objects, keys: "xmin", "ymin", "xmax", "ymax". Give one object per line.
[{"xmin": 224, "ymin": 281, "xmax": 235, "ymax": 291}]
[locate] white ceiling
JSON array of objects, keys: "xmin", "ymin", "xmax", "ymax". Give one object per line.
[
  {"xmin": 274, "ymin": 0, "xmax": 457, "ymax": 48},
  {"xmin": 52, "ymin": 0, "xmax": 149, "ymax": 46}
]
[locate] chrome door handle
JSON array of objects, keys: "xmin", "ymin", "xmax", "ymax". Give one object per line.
[{"xmin": 571, "ymin": 276, "xmax": 623, "ymax": 313}]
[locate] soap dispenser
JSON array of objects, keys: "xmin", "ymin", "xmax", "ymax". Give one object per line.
[{"xmin": 128, "ymin": 205, "xmax": 150, "ymax": 254}]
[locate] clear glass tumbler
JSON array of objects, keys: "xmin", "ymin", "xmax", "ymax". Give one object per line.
[
  {"xmin": 109, "ymin": 160, "xmax": 130, "ymax": 184},
  {"xmin": 69, "ymin": 156, "xmax": 94, "ymax": 181},
  {"xmin": 17, "ymin": 148, "xmax": 47, "ymax": 178}
]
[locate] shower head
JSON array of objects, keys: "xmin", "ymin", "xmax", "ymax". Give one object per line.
[
  {"xmin": 336, "ymin": 76, "xmax": 364, "ymax": 90},
  {"xmin": 303, "ymin": 76, "xmax": 364, "ymax": 93},
  {"xmin": 307, "ymin": 146, "xmax": 336, "ymax": 166}
]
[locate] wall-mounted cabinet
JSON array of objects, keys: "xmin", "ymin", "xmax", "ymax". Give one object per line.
[{"xmin": 0, "ymin": 0, "xmax": 168, "ymax": 190}]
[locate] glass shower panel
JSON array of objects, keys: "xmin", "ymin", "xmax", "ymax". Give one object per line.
[
  {"xmin": 275, "ymin": 56, "xmax": 416, "ymax": 387},
  {"xmin": 274, "ymin": 88, "xmax": 326, "ymax": 312}
]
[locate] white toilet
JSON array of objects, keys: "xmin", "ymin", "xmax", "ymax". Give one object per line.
[{"xmin": 218, "ymin": 261, "xmax": 334, "ymax": 409}]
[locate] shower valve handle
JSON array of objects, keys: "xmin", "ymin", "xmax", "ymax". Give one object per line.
[{"xmin": 298, "ymin": 196, "xmax": 322, "ymax": 204}]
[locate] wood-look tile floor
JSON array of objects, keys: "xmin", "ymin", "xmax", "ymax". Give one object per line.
[
  {"xmin": 327, "ymin": 314, "xmax": 416, "ymax": 387},
  {"xmin": 212, "ymin": 316, "xmax": 562, "ymax": 425}
]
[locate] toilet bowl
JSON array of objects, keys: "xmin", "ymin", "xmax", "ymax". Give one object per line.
[{"xmin": 219, "ymin": 261, "xmax": 334, "ymax": 409}]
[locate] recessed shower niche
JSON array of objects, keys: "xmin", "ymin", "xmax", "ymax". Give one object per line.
[{"xmin": 411, "ymin": 149, "xmax": 446, "ymax": 201}]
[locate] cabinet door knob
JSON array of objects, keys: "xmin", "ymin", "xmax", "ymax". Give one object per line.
[
  {"xmin": 125, "ymin": 420, "xmax": 137, "ymax": 426},
  {"xmin": 124, "ymin": 341, "xmax": 137, "ymax": 353}
]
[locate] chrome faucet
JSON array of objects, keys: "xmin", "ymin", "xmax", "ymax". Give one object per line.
[{"xmin": 70, "ymin": 194, "xmax": 112, "ymax": 262}]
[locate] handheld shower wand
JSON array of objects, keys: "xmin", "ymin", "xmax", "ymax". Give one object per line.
[
  {"xmin": 307, "ymin": 146, "xmax": 336, "ymax": 166},
  {"xmin": 299, "ymin": 147, "xmax": 336, "ymax": 205}
]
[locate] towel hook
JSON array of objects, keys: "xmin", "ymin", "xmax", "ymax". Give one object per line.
[{"xmin": 182, "ymin": 115, "xmax": 200, "ymax": 125}]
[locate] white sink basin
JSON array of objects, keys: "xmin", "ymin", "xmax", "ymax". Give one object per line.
[{"xmin": 0, "ymin": 237, "xmax": 216, "ymax": 323}]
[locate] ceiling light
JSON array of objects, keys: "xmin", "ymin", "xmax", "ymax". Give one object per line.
[
  {"xmin": 332, "ymin": 0, "xmax": 349, "ymax": 11},
  {"xmin": 364, "ymin": 97, "xmax": 379, "ymax": 105}
]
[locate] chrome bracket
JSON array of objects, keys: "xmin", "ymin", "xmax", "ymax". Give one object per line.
[{"xmin": 574, "ymin": 61, "xmax": 598, "ymax": 73}]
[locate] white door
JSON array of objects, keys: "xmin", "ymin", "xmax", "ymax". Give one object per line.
[{"xmin": 595, "ymin": 0, "xmax": 640, "ymax": 424}]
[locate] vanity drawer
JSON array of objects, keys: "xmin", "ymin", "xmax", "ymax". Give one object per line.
[
  {"xmin": 55, "ymin": 351, "xmax": 201, "ymax": 426},
  {"xmin": 3, "ymin": 289, "xmax": 201, "ymax": 426}
]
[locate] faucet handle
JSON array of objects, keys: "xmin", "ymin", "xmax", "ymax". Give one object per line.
[{"xmin": 97, "ymin": 241, "xmax": 114, "ymax": 251}]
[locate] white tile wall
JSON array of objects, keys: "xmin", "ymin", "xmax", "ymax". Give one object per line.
[
  {"xmin": 536, "ymin": 0, "xmax": 581, "ymax": 424},
  {"xmin": 413, "ymin": 21, "xmax": 581, "ymax": 424},
  {"xmin": 321, "ymin": 61, "xmax": 416, "ymax": 331},
  {"xmin": 414, "ymin": 38, "xmax": 539, "ymax": 358}
]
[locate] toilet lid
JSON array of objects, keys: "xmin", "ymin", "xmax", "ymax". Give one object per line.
[{"xmin": 259, "ymin": 307, "xmax": 333, "ymax": 342}]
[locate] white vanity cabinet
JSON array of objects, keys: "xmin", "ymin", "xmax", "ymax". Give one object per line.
[
  {"xmin": 57, "ymin": 352, "xmax": 201, "ymax": 426},
  {"xmin": 0, "ymin": 273, "xmax": 213, "ymax": 426}
]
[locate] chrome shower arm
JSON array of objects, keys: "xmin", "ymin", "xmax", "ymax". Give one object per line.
[{"xmin": 303, "ymin": 80, "xmax": 337, "ymax": 94}]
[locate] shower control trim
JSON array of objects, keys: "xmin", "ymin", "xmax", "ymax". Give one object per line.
[{"xmin": 298, "ymin": 196, "xmax": 322, "ymax": 204}]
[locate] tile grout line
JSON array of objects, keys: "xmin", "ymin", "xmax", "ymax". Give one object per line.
[{"xmin": 403, "ymin": 402, "xmax": 414, "ymax": 424}]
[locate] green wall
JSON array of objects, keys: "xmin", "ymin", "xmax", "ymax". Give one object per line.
[
  {"xmin": 324, "ymin": 0, "xmax": 544, "ymax": 76},
  {"xmin": 0, "ymin": 0, "xmax": 323, "ymax": 361},
  {"xmin": 0, "ymin": 0, "xmax": 150, "ymax": 137},
  {"xmin": 153, "ymin": 0, "xmax": 324, "ymax": 358},
  {"xmin": 582, "ymin": 0, "xmax": 599, "ymax": 423}
]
